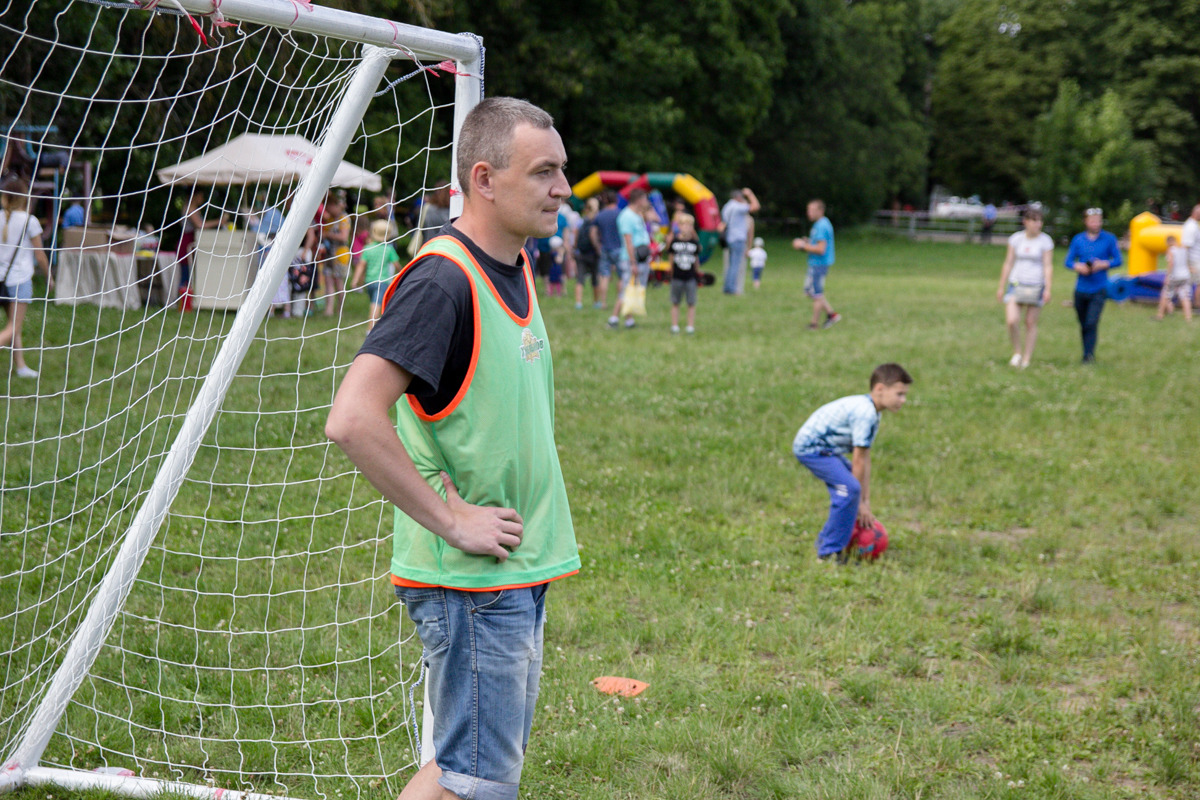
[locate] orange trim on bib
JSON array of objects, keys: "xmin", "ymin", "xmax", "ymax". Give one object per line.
[
  {"xmin": 471, "ymin": 248, "xmax": 534, "ymax": 326},
  {"xmin": 391, "ymin": 569, "xmax": 578, "ymax": 592},
  {"xmin": 381, "ymin": 237, "xmax": 534, "ymax": 326},
  {"xmin": 379, "ymin": 237, "xmax": 481, "ymax": 423}
]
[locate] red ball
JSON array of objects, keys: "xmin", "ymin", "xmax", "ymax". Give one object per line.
[{"xmin": 851, "ymin": 519, "xmax": 889, "ymax": 560}]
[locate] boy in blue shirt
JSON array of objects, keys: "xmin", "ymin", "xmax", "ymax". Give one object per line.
[
  {"xmin": 793, "ymin": 363, "xmax": 912, "ymax": 562},
  {"xmin": 792, "ymin": 199, "xmax": 841, "ymax": 329},
  {"xmin": 1063, "ymin": 207, "xmax": 1122, "ymax": 364}
]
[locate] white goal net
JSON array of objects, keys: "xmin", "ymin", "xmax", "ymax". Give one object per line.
[{"xmin": 0, "ymin": 1, "xmax": 480, "ymax": 798}]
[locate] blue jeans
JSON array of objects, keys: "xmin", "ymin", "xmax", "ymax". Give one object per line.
[
  {"xmin": 796, "ymin": 453, "xmax": 861, "ymax": 557},
  {"xmin": 597, "ymin": 247, "xmax": 621, "ymax": 279},
  {"xmin": 724, "ymin": 239, "xmax": 747, "ymax": 293},
  {"xmin": 395, "ymin": 584, "xmax": 548, "ymax": 800},
  {"xmin": 1074, "ymin": 289, "xmax": 1106, "ymax": 361}
]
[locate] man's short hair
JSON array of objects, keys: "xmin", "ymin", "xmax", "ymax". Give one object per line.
[
  {"xmin": 456, "ymin": 97, "xmax": 554, "ymax": 197},
  {"xmin": 627, "ymin": 187, "xmax": 647, "ymax": 203},
  {"xmin": 809, "ymin": 198, "xmax": 826, "ymax": 213},
  {"xmin": 870, "ymin": 363, "xmax": 912, "ymax": 388}
]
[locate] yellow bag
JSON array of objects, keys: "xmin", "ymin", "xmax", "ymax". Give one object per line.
[{"xmin": 621, "ymin": 282, "xmax": 646, "ymax": 317}]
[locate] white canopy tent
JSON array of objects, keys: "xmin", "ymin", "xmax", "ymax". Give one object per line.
[
  {"xmin": 156, "ymin": 133, "xmax": 382, "ymax": 311},
  {"xmin": 156, "ymin": 133, "xmax": 382, "ymax": 190}
]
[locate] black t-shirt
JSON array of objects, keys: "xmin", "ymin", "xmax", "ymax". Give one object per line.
[
  {"xmin": 357, "ymin": 223, "xmax": 531, "ymax": 416},
  {"xmin": 669, "ymin": 236, "xmax": 701, "ymax": 282}
]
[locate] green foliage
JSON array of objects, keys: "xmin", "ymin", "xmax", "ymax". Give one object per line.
[
  {"xmin": 10, "ymin": 0, "xmax": 1200, "ymax": 262},
  {"xmin": 743, "ymin": 0, "xmax": 931, "ymax": 220},
  {"xmin": 1025, "ymin": 81, "xmax": 1157, "ymax": 231},
  {"xmin": 929, "ymin": 0, "xmax": 1076, "ymax": 201}
]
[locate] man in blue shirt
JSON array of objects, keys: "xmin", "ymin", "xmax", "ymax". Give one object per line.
[
  {"xmin": 793, "ymin": 199, "xmax": 841, "ymax": 329},
  {"xmin": 60, "ymin": 198, "xmax": 86, "ymax": 230},
  {"xmin": 981, "ymin": 202, "xmax": 997, "ymax": 244},
  {"xmin": 608, "ymin": 188, "xmax": 653, "ymax": 329},
  {"xmin": 1064, "ymin": 207, "xmax": 1122, "ymax": 364},
  {"xmin": 594, "ymin": 191, "xmax": 622, "ymax": 309}
]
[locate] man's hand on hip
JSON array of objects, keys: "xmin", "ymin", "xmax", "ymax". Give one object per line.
[{"xmin": 440, "ymin": 472, "xmax": 524, "ymax": 560}]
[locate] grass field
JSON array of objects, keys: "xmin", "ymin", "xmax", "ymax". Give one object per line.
[{"xmin": 5, "ymin": 232, "xmax": 1200, "ymax": 800}]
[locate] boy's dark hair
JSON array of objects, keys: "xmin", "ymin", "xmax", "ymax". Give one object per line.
[
  {"xmin": 627, "ymin": 187, "xmax": 647, "ymax": 203},
  {"xmin": 870, "ymin": 363, "xmax": 912, "ymax": 388}
]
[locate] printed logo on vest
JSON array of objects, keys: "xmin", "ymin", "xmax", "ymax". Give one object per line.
[{"xmin": 519, "ymin": 328, "xmax": 545, "ymax": 363}]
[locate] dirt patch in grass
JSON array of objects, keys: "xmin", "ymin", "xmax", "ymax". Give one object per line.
[
  {"xmin": 1055, "ymin": 674, "xmax": 1105, "ymax": 713},
  {"xmin": 1159, "ymin": 603, "xmax": 1198, "ymax": 644}
]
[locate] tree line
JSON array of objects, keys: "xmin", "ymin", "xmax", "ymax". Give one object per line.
[
  {"xmin": 342, "ymin": 0, "xmax": 1200, "ymax": 229},
  {"xmin": 8, "ymin": 0, "xmax": 1199, "ymax": 230}
]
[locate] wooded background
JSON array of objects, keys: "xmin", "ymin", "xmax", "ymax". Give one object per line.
[{"xmin": 6, "ymin": 0, "xmax": 1198, "ymax": 227}]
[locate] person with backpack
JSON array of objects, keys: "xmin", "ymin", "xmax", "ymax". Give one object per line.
[{"xmin": 573, "ymin": 197, "xmax": 602, "ymax": 309}]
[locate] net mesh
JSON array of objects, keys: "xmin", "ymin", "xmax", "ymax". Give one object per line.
[{"xmin": 1, "ymin": 1, "xmax": 469, "ymax": 796}]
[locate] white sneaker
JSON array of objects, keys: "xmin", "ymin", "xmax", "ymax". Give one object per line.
[
  {"xmin": 15, "ymin": 366, "xmax": 38, "ymax": 378},
  {"xmin": 685, "ymin": 326, "xmax": 695, "ymax": 335},
  {"xmin": 624, "ymin": 318, "xmax": 636, "ymax": 329},
  {"xmin": 1009, "ymin": 353, "xmax": 1022, "ymax": 367},
  {"xmin": 1019, "ymin": 358, "xmax": 1030, "ymax": 369},
  {"xmin": 671, "ymin": 325, "xmax": 680, "ymax": 334}
]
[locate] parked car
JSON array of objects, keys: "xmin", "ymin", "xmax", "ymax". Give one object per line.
[{"xmin": 933, "ymin": 196, "xmax": 984, "ymax": 219}]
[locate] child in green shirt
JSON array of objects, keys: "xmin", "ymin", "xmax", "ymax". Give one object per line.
[{"xmin": 351, "ymin": 219, "xmax": 400, "ymax": 329}]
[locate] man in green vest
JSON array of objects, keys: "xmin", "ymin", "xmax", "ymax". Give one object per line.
[{"xmin": 326, "ymin": 97, "xmax": 580, "ymax": 800}]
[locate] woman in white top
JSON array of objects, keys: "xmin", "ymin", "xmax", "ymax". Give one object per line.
[
  {"xmin": 996, "ymin": 207, "xmax": 1053, "ymax": 369},
  {"xmin": 0, "ymin": 178, "xmax": 52, "ymax": 378}
]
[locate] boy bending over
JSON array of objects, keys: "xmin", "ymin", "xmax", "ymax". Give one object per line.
[{"xmin": 792, "ymin": 363, "xmax": 912, "ymax": 563}]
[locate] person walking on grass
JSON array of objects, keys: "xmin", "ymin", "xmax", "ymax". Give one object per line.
[
  {"xmin": 350, "ymin": 219, "xmax": 400, "ymax": 330},
  {"xmin": 1155, "ymin": 235, "xmax": 1193, "ymax": 322},
  {"xmin": 1064, "ymin": 207, "xmax": 1121, "ymax": 364},
  {"xmin": 573, "ymin": 197, "xmax": 602, "ymax": 309},
  {"xmin": 792, "ymin": 363, "xmax": 911, "ymax": 564},
  {"xmin": 608, "ymin": 187, "xmax": 652, "ymax": 330},
  {"xmin": 996, "ymin": 207, "xmax": 1053, "ymax": 368},
  {"xmin": 0, "ymin": 177, "xmax": 52, "ymax": 378},
  {"xmin": 748, "ymin": 236, "xmax": 767, "ymax": 290},
  {"xmin": 719, "ymin": 187, "xmax": 760, "ymax": 294},
  {"xmin": 1182, "ymin": 202, "xmax": 1200, "ymax": 287},
  {"xmin": 792, "ymin": 199, "xmax": 841, "ymax": 329},
  {"xmin": 594, "ymin": 190, "xmax": 621, "ymax": 309},
  {"xmin": 326, "ymin": 97, "xmax": 580, "ymax": 800},
  {"xmin": 667, "ymin": 213, "xmax": 701, "ymax": 334}
]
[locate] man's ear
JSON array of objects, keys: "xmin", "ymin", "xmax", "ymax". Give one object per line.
[{"xmin": 470, "ymin": 162, "xmax": 495, "ymax": 202}]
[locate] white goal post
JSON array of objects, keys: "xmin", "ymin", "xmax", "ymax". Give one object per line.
[{"xmin": 0, "ymin": 1, "xmax": 479, "ymax": 798}]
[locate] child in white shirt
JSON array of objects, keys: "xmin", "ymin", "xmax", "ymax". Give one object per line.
[
  {"xmin": 748, "ymin": 237, "xmax": 767, "ymax": 289},
  {"xmin": 1156, "ymin": 235, "xmax": 1193, "ymax": 322}
]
